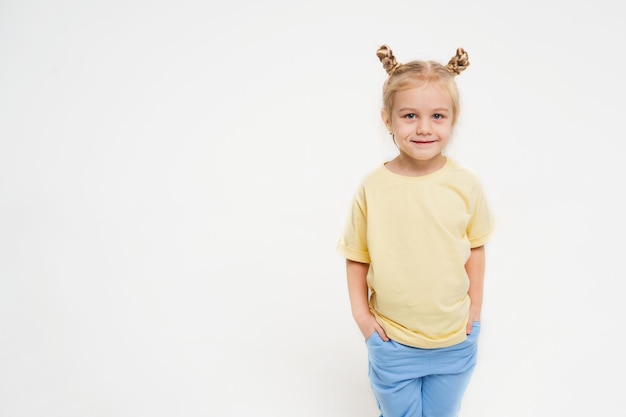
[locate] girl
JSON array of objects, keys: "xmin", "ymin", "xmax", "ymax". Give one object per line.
[{"xmin": 337, "ymin": 45, "xmax": 495, "ymax": 417}]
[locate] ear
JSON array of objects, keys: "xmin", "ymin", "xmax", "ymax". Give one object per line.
[{"xmin": 381, "ymin": 108, "xmax": 392, "ymax": 132}]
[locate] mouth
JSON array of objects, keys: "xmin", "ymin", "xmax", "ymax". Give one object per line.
[{"xmin": 411, "ymin": 140, "xmax": 437, "ymax": 144}]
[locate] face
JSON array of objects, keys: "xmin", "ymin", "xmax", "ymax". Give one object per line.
[{"xmin": 383, "ymin": 84, "xmax": 454, "ymax": 167}]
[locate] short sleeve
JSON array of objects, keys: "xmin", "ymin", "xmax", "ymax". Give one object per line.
[
  {"xmin": 467, "ymin": 181, "xmax": 495, "ymax": 248},
  {"xmin": 337, "ymin": 186, "xmax": 370, "ymax": 263}
]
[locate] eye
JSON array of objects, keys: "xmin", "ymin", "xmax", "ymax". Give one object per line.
[
  {"xmin": 432, "ymin": 113, "xmax": 444, "ymax": 120},
  {"xmin": 404, "ymin": 113, "xmax": 417, "ymax": 120}
]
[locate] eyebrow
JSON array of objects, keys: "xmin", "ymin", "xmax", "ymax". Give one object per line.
[{"xmin": 398, "ymin": 107, "xmax": 451, "ymax": 113}]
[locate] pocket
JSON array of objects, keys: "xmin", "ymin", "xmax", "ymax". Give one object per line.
[
  {"xmin": 365, "ymin": 331, "xmax": 381, "ymax": 345},
  {"xmin": 467, "ymin": 321, "xmax": 481, "ymax": 340}
]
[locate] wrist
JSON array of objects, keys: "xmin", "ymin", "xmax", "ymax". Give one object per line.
[
  {"xmin": 352, "ymin": 308, "xmax": 373, "ymax": 321},
  {"xmin": 469, "ymin": 302, "xmax": 482, "ymax": 311}
]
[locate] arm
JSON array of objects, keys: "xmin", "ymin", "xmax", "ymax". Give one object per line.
[
  {"xmin": 346, "ymin": 259, "xmax": 389, "ymax": 341},
  {"xmin": 465, "ymin": 245, "xmax": 486, "ymax": 334}
]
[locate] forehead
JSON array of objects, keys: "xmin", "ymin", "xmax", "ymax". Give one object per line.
[{"xmin": 393, "ymin": 84, "xmax": 453, "ymax": 109}]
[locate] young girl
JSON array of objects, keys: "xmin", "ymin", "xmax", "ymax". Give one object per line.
[{"xmin": 337, "ymin": 45, "xmax": 495, "ymax": 417}]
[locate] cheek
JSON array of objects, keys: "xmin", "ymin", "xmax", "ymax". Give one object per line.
[
  {"xmin": 395, "ymin": 125, "xmax": 414, "ymax": 137},
  {"xmin": 437, "ymin": 123, "xmax": 453, "ymax": 135}
]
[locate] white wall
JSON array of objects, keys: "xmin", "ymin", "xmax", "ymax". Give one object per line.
[{"xmin": 1, "ymin": 1, "xmax": 624, "ymax": 416}]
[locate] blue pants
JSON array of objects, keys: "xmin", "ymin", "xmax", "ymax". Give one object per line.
[{"xmin": 366, "ymin": 322, "xmax": 480, "ymax": 417}]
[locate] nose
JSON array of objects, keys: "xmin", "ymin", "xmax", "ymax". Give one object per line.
[{"xmin": 416, "ymin": 119, "xmax": 432, "ymax": 135}]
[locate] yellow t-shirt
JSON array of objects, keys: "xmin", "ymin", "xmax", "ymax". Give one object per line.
[{"xmin": 337, "ymin": 158, "xmax": 495, "ymax": 348}]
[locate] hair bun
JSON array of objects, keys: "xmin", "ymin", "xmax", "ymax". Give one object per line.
[
  {"xmin": 446, "ymin": 47, "xmax": 470, "ymax": 75},
  {"xmin": 376, "ymin": 44, "xmax": 401, "ymax": 75}
]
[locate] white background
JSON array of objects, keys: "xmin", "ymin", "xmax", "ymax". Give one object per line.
[{"xmin": 1, "ymin": 1, "xmax": 625, "ymax": 416}]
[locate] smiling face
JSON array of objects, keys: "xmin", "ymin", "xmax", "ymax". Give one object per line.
[{"xmin": 382, "ymin": 83, "xmax": 454, "ymax": 173}]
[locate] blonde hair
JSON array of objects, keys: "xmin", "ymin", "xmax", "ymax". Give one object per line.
[{"xmin": 376, "ymin": 45, "xmax": 469, "ymax": 126}]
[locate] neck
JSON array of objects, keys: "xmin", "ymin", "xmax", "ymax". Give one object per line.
[{"xmin": 389, "ymin": 153, "xmax": 447, "ymax": 177}]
